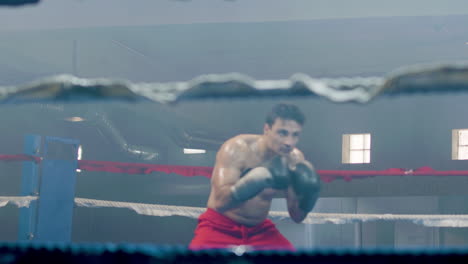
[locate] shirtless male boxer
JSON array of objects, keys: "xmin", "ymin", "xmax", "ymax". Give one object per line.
[{"xmin": 189, "ymin": 103, "xmax": 321, "ymax": 251}]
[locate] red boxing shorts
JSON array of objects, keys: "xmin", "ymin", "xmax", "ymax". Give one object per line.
[{"xmin": 189, "ymin": 208, "xmax": 295, "ymax": 251}]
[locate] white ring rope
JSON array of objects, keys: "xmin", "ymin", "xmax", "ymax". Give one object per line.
[
  {"xmin": 2, "ymin": 196, "xmax": 468, "ymax": 227},
  {"xmin": 3, "ymin": 62, "xmax": 468, "ymax": 104},
  {"xmin": 75, "ymin": 197, "xmax": 206, "ymax": 219},
  {"xmin": 0, "ymin": 196, "xmax": 37, "ymax": 208},
  {"xmin": 0, "ymin": 73, "xmax": 385, "ymax": 104}
]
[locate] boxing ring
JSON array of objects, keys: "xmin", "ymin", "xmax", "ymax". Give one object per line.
[
  {"xmin": 3, "ymin": 150, "xmax": 468, "ymax": 263},
  {"xmin": 3, "ymin": 154, "xmax": 468, "ymax": 227},
  {"xmin": 1, "ymin": 64, "xmax": 468, "ymax": 262}
]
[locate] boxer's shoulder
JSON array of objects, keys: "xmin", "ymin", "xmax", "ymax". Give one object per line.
[
  {"xmin": 223, "ymin": 134, "xmax": 260, "ymax": 152},
  {"xmin": 217, "ymin": 135, "xmax": 260, "ymax": 166}
]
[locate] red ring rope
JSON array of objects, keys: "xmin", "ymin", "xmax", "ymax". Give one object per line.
[{"xmin": 2, "ymin": 154, "xmax": 468, "ymax": 183}]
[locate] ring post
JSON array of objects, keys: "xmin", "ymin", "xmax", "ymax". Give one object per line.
[
  {"xmin": 18, "ymin": 135, "xmax": 80, "ymax": 242},
  {"xmin": 18, "ymin": 134, "xmax": 42, "ymax": 241}
]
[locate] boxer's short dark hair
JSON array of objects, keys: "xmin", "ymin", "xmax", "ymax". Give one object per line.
[{"xmin": 265, "ymin": 103, "xmax": 305, "ymax": 126}]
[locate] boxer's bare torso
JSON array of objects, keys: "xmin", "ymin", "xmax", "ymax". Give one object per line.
[{"xmin": 207, "ymin": 134, "xmax": 304, "ymax": 226}]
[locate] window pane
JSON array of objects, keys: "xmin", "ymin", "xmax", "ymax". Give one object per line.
[
  {"xmin": 364, "ymin": 150, "xmax": 371, "ymax": 163},
  {"xmin": 350, "ymin": 150, "xmax": 364, "ymax": 163},
  {"xmin": 350, "ymin": 134, "xmax": 364, "ymax": 150},
  {"xmin": 364, "ymin": 134, "xmax": 371, "ymax": 149},
  {"xmin": 459, "ymin": 130, "xmax": 468, "ymax": 146},
  {"xmin": 459, "ymin": 146, "xmax": 468, "ymax": 160}
]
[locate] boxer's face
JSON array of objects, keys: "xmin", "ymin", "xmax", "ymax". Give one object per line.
[{"xmin": 264, "ymin": 118, "xmax": 302, "ymax": 155}]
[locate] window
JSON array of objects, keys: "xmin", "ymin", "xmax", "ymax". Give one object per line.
[
  {"xmin": 342, "ymin": 133, "xmax": 371, "ymax": 164},
  {"xmin": 452, "ymin": 129, "xmax": 468, "ymax": 160}
]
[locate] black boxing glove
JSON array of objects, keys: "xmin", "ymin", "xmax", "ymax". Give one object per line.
[
  {"xmin": 231, "ymin": 167, "xmax": 273, "ymax": 202},
  {"xmin": 230, "ymin": 156, "xmax": 290, "ymax": 202},
  {"xmin": 262, "ymin": 155, "xmax": 290, "ymax": 189},
  {"xmin": 291, "ymin": 162, "xmax": 321, "ymax": 213}
]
